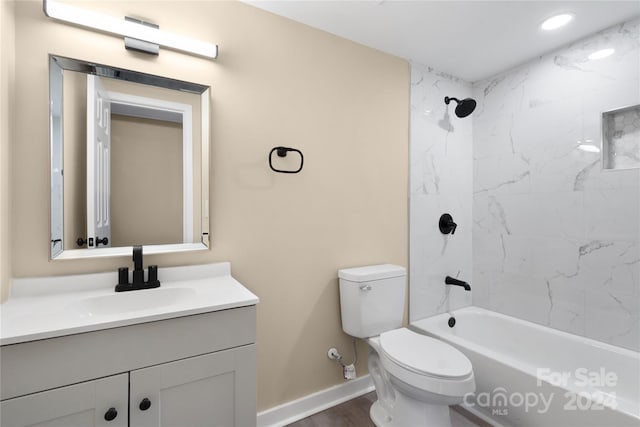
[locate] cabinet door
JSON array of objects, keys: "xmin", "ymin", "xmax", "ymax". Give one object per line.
[
  {"xmin": 130, "ymin": 344, "xmax": 256, "ymax": 427},
  {"xmin": 0, "ymin": 373, "xmax": 128, "ymax": 427}
]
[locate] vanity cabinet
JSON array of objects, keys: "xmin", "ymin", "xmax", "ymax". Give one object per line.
[{"xmin": 0, "ymin": 306, "xmax": 257, "ymax": 427}]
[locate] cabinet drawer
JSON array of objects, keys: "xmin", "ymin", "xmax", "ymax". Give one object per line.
[{"xmin": 1, "ymin": 306, "xmax": 256, "ymax": 400}]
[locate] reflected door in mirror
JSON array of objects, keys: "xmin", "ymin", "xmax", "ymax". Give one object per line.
[{"xmin": 87, "ymin": 75, "xmax": 112, "ymax": 248}]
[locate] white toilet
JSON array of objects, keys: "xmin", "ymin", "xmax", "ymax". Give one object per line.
[{"xmin": 338, "ymin": 264, "xmax": 475, "ymax": 427}]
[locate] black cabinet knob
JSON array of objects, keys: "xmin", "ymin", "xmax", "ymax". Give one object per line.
[
  {"xmin": 139, "ymin": 398, "xmax": 151, "ymax": 411},
  {"xmin": 104, "ymin": 407, "xmax": 118, "ymax": 421}
]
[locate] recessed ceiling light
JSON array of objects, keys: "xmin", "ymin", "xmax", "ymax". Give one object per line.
[
  {"xmin": 577, "ymin": 144, "xmax": 600, "ymax": 153},
  {"xmin": 588, "ymin": 48, "xmax": 615, "ymax": 60},
  {"xmin": 540, "ymin": 14, "xmax": 574, "ymax": 31}
]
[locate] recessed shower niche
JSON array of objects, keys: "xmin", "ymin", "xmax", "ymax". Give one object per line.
[{"xmin": 602, "ymin": 104, "xmax": 640, "ymax": 170}]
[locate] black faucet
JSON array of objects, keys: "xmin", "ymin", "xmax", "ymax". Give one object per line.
[
  {"xmin": 445, "ymin": 276, "xmax": 471, "ymax": 291},
  {"xmin": 115, "ymin": 246, "xmax": 161, "ymax": 292}
]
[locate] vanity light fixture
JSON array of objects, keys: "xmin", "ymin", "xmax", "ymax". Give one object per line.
[
  {"xmin": 588, "ymin": 48, "xmax": 615, "ymax": 61},
  {"xmin": 540, "ymin": 13, "xmax": 573, "ymax": 31},
  {"xmin": 43, "ymin": 0, "xmax": 218, "ymax": 59}
]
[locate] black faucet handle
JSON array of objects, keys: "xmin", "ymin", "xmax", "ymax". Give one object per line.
[
  {"xmin": 148, "ymin": 265, "xmax": 158, "ymax": 284},
  {"xmin": 439, "ymin": 213, "xmax": 458, "ymax": 235},
  {"xmin": 118, "ymin": 267, "xmax": 129, "ymax": 285}
]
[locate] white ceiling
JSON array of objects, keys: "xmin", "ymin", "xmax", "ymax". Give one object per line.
[{"xmin": 245, "ymin": 0, "xmax": 640, "ymax": 82}]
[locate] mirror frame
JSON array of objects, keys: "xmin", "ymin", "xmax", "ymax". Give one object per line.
[{"xmin": 49, "ymin": 55, "xmax": 211, "ymax": 260}]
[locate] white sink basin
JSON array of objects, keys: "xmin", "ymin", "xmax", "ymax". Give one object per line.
[{"xmin": 71, "ymin": 287, "xmax": 197, "ymax": 317}]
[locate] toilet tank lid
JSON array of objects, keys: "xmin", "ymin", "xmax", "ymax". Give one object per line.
[{"xmin": 338, "ymin": 264, "xmax": 406, "ymax": 282}]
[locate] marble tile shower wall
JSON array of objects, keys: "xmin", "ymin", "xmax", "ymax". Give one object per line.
[
  {"xmin": 409, "ymin": 63, "xmax": 473, "ymax": 322},
  {"xmin": 472, "ymin": 18, "xmax": 640, "ymax": 351}
]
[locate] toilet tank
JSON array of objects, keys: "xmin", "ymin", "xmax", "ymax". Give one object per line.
[{"xmin": 338, "ymin": 264, "xmax": 406, "ymax": 338}]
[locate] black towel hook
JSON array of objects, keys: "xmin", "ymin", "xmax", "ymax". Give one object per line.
[{"xmin": 269, "ymin": 146, "xmax": 304, "ymax": 174}]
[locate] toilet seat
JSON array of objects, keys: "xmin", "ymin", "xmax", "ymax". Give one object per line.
[
  {"xmin": 380, "ymin": 328, "xmax": 472, "ymax": 379},
  {"xmin": 375, "ymin": 328, "xmax": 474, "ymax": 398}
]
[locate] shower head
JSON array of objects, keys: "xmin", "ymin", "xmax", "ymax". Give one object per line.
[{"xmin": 444, "ymin": 96, "xmax": 477, "ymax": 118}]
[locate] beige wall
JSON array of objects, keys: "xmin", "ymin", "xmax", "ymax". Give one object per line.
[
  {"xmin": 111, "ymin": 115, "xmax": 183, "ymax": 246},
  {"xmin": 1, "ymin": 0, "xmax": 15, "ymax": 302},
  {"xmin": 7, "ymin": 0, "xmax": 409, "ymax": 411}
]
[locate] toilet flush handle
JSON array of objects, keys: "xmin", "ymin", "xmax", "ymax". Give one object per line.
[{"xmin": 359, "ymin": 285, "xmax": 372, "ymax": 291}]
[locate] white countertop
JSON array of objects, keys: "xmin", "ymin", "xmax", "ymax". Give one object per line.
[{"xmin": 0, "ymin": 262, "xmax": 259, "ymax": 346}]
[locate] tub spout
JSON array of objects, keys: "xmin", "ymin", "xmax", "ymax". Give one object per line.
[{"xmin": 445, "ymin": 276, "xmax": 471, "ymax": 291}]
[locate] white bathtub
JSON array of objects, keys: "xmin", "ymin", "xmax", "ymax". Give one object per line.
[{"xmin": 411, "ymin": 306, "xmax": 640, "ymax": 427}]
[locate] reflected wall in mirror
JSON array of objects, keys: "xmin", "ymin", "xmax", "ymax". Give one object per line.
[{"xmin": 49, "ymin": 55, "xmax": 210, "ymax": 259}]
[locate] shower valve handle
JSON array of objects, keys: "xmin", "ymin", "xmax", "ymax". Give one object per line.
[{"xmin": 439, "ymin": 213, "xmax": 457, "ymax": 235}]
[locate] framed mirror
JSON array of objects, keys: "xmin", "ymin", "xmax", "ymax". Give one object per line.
[{"xmin": 49, "ymin": 55, "xmax": 210, "ymax": 259}]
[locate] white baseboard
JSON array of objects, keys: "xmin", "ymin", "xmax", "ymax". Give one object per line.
[{"xmin": 257, "ymin": 375, "xmax": 375, "ymax": 427}]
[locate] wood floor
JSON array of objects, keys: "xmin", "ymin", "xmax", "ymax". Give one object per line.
[
  {"xmin": 286, "ymin": 391, "xmax": 490, "ymax": 427},
  {"xmin": 287, "ymin": 392, "xmax": 377, "ymax": 427}
]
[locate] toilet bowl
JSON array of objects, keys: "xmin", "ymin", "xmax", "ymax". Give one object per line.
[
  {"xmin": 367, "ymin": 328, "xmax": 474, "ymax": 426},
  {"xmin": 338, "ymin": 265, "xmax": 475, "ymax": 427}
]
